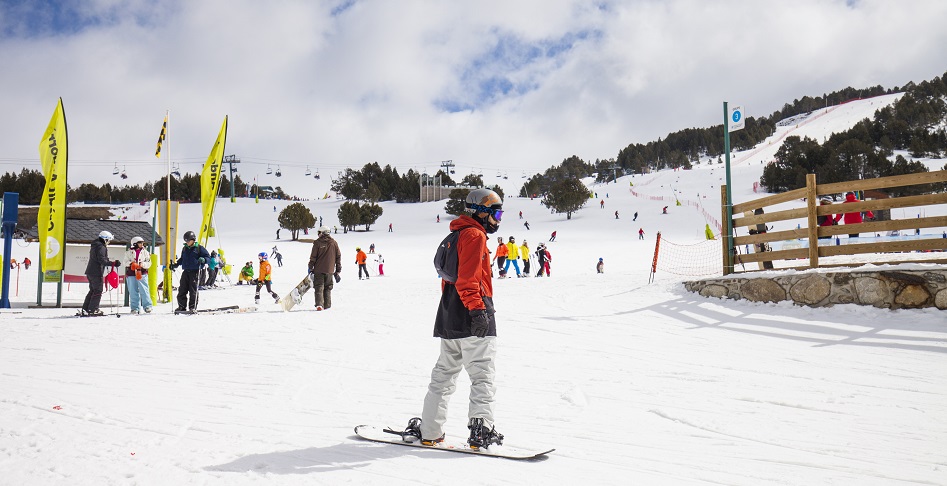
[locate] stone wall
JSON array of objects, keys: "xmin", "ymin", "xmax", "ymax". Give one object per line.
[{"xmin": 684, "ymin": 269, "xmax": 947, "ymax": 310}]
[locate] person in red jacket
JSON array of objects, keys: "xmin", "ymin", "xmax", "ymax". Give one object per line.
[
  {"xmin": 841, "ymin": 192, "xmax": 874, "ymax": 238},
  {"xmin": 400, "ymin": 188, "xmax": 505, "ymax": 451}
]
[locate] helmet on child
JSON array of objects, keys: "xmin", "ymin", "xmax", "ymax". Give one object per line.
[
  {"xmin": 98, "ymin": 230, "xmax": 114, "ymax": 242},
  {"xmin": 183, "ymin": 231, "xmax": 196, "ymax": 242},
  {"xmin": 130, "ymin": 236, "xmax": 144, "ymax": 246},
  {"xmin": 258, "ymin": 252, "xmax": 268, "ymax": 260}
]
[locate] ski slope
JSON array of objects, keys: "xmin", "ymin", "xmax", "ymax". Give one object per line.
[{"xmin": 1, "ymin": 95, "xmax": 946, "ymax": 485}]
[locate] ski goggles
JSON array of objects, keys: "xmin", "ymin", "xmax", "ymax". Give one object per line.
[{"xmin": 471, "ymin": 205, "xmax": 503, "ymax": 221}]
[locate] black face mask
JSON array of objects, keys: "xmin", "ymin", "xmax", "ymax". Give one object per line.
[{"xmin": 475, "ymin": 213, "xmax": 499, "ymax": 234}]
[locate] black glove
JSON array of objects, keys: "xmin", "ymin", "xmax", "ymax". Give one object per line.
[
  {"xmin": 333, "ymin": 273, "xmax": 341, "ymax": 283},
  {"xmin": 113, "ymin": 260, "xmax": 121, "ymax": 267},
  {"xmin": 469, "ymin": 309, "xmax": 490, "ymax": 338},
  {"xmin": 169, "ymin": 263, "xmax": 178, "ymax": 271}
]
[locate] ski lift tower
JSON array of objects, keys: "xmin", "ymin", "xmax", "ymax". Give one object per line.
[{"xmin": 223, "ymin": 155, "xmax": 241, "ymax": 202}]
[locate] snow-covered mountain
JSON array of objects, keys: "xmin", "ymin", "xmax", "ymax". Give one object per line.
[{"xmin": 1, "ymin": 94, "xmax": 945, "ymax": 485}]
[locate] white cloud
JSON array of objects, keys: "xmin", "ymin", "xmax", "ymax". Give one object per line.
[{"xmin": 0, "ymin": 0, "xmax": 945, "ymax": 196}]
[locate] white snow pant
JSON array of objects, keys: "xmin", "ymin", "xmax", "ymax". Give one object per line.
[{"xmin": 420, "ymin": 336, "xmax": 497, "ymax": 441}]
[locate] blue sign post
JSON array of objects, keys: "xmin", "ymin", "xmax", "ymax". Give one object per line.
[{"xmin": 1, "ymin": 192, "xmax": 19, "ymax": 308}]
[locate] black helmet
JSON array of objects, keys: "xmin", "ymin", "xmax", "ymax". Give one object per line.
[{"xmin": 183, "ymin": 231, "xmax": 196, "ymax": 242}]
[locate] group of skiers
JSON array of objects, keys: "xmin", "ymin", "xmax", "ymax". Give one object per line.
[{"xmin": 490, "ymin": 235, "xmax": 552, "ymax": 278}]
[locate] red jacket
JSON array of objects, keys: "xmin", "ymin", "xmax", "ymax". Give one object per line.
[
  {"xmin": 433, "ymin": 216, "xmax": 496, "ymax": 339},
  {"xmin": 841, "ymin": 193, "xmax": 874, "ymax": 225}
]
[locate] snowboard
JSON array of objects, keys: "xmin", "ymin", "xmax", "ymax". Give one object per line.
[
  {"xmin": 280, "ymin": 273, "xmax": 314, "ymax": 311},
  {"xmin": 353, "ymin": 425, "xmax": 554, "ymax": 460}
]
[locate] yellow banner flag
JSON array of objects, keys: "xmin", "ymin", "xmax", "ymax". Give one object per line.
[
  {"xmin": 37, "ymin": 98, "xmax": 68, "ymax": 273},
  {"xmin": 155, "ymin": 115, "xmax": 167, "ymax": 158},
  {"xmin": 198, "ymin": 116, "xmax": 228, "ymax": 244}
]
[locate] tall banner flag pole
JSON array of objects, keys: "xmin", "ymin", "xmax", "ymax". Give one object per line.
[
  {"xmin": 156, "ymin": 111, "xmax": 175, "ymax": 303},
  {"xmin": 198, "ymin": 116, "xmax": 229, "ymax": 246},
  {"xmin": 723, "ymin": 102, "xmax": 744, "ymax": 275},
  {"xmin": 38, "ymin": 98, "xmax": 68, "ymax": 301}
]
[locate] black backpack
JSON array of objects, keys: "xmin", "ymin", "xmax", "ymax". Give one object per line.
[{"xmin": 433, "ymin": 230, "xmax": 460, "ymax": 283}]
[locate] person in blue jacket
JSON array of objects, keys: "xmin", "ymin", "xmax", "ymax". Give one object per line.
[{"xmin": 170, "ymin": 230, "xmax": 210, "ymax": 312}]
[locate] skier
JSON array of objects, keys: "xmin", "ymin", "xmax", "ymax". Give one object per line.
[
  {"xmin": 356, "ymin": 247, "xmax": 370, "ymax": 279},
  {"xmin": 307, "ymin": 226, "xmax": 341, "ymax": 310},
  {"xmin": 492, "ymin": 236, "xmax": 508, "ymax": 278},
  {"xmin": 596, "ymin": 258, "xmax": 604, "ymax": 273},
  {"xmin": 204, "ymin": 251, "xmax": 220, "ymax": 288},
  {"xmin": 662, "ymin": 206, "xmax": 668, "ymax": 214},
  {"xmin": 600, "ymin": 200, "xmax": 605, "ymax": 209},
  {"xmin": 402, "ymin": 188, "xmax": 504, "ymax": 450},
  {"xmin": 615, "ymin": 210, "xmax": 619, "ymax": 219},
  {"xmin": 523, "ymin": 221, "xmax": 530, "ymax": 230},
  {"xmin": 170, "ymin": 231, "xmax": 210, "ymax": 312},
  {"xmin": 520, "ymin": 240, "xmax": 531, "ymax": 276},
  {"xmin": 549, "ymin": 230, "xmax": 557, "ymax": 242},
  {"xmin": 503, "ymin": 236, "xmax": 522, "ymax": 277},
  {"xmin": 22, "ymin": 257, "xmax": 31, "ymax": 269},
  {"xmin": 254, "ymin": 252, "xmax": 280, "ymax": 304},
  {"xmin": 276, "ymin": 228, "xmax": 280, "ymax": 239},
  {"xmin": 534, "ymin": 243, "xmax": 548, "ymax": 277},
  {"xmin": 237, "ymin": 261, "xmax": 254, "ymax": 285},
  {"xmin": 437, "ymin": 215, "xmax": 440, "ymax": 223},
  {"xmin": 81, "ymin": 230, "xmax": 118, "ymax": 316},
  {"xmin": 388, "ymin": 223, "xmax": 393, "ymax": 232},
  {"xmin": 639, "ymin": 228, "xmax": 645, "ymax": 240},
  {"xmin": 376, "ymin": 254, "xmax": 385, "ymax": 276},
  {"xmin": 518, "ymin": 210, "xmax": 523, "ymax": 219},
  {"xmin": 271, "ymin": 246, "xmax": 283, "ymax": 267},
  {"xmin": 123, "ymin": 236, "xmax": 153, "ymax": 314},
  {"xmin": 369, "ymin": 243, "xmax": 375, "ymax": 254}
]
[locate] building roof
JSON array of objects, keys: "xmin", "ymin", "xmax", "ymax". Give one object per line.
[{"xmin": 22, "ymin": 219, "xmax": 166, "ymax": 246}]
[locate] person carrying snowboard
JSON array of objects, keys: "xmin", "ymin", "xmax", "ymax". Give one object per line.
[
  {"xmin": 308, "ymin": 226, "xmax": 341, "ymax": 310},
  {"xmin": 170, "ymin": 231, "xmax": 210, "ymax": 312},
  {"xmin": 254, "ymin": 252, "xmax": 280, "ymax": 304},
  {"xmin": 400, "ymin": 188, "xmax": 505, "ymax": 450}
]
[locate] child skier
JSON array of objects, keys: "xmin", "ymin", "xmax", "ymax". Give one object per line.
[
  {"xmin": 254, "ymin": 252, "xmax": 280, "ymax": 304},
  {"xmin": 238, "ymin": 261, "xmax": 254, "ymax": 285}
]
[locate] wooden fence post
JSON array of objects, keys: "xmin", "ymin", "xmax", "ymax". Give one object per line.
[{"xmin": 806, "ymin": 173, "xmax": 820, "ymax": 269}]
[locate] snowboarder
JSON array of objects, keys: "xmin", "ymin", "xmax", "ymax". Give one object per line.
[
  {"xmin": 81, "ymin": 230, "xmax": 118, "ymax": 316},
  {"xmin": 254, "ymin": 252, "xmax": 280, "ymax": 304},
  {"xmin": 307, "ymin": 226, "xmax": 341, "ymax": 310},
  {"xmin": 405, "ymin": 187, "xmax": 505, "ymax": 450},
  {"xmin": 356, "ymin": 247, "xmax": 370, "ymax": 279},
  {"xmin": 596, "ymin": 258, "xmax": 604, "ymax": 273},
  {"xmin": 123, "ymin": 236, "xmax": 153, "ymax": 314},
  {"xmin": 170, "ymin": 231, "xmax": 210, "ymax": 312}
]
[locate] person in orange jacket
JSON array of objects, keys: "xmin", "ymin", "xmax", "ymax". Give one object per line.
[
  {"xmin": 356, "ymin": 247, "xmax": 370, "ymax": 279},
  {"xmin": 255, "ymin": 252, "xmax": 280, "ymax": 304},
  {"xmin": 492, "ymin": 236, "xmax": 509, "ymax": 278}
]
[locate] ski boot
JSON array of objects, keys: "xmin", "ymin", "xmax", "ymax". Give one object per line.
[{"xmin": 467, "ymin": 418, "xmax": 503, "ymax": 450}]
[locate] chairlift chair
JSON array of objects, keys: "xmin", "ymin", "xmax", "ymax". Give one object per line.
[
  {"xmin": 112, "ymin": 163, "xmax": 120, "ymax": 175},
  {"xmin": 503, "ymin": 172, "xmax": 508, "ymax": 179},
  {"xmin": 314, "ymin": 168, "xmax": 321, "ymax": 179},
  {"xmin": 275, "ymin": 166, "xmax": 282, "ymax": 177},
  {"xmin": 171, "ymin": 162, "xmax": 181, "ymax": 178},
  {"xmin": 120, "ymin": 166, "xmax": 128, "ymax": 180},
  {"xmin": 305, "ymin": 166, "xmax": 312, "ymax": 176},
  {"xmin": 266, "ymin": 165, "xmax": 273, "ymax": 175}
]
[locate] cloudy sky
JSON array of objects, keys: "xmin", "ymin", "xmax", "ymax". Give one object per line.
[{"xmin": 1, "ymin": 0, "xmax": 945, "ymax": 193}]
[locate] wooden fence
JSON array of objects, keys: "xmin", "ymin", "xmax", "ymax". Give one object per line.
[{"xmin": 721, "ymin": 170, "xmax": 947, "ymax": 275}]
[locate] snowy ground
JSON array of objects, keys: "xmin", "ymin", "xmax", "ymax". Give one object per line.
[{"xmin": 2, "ymin": 95, "xmax": 946, "ymax": 485}]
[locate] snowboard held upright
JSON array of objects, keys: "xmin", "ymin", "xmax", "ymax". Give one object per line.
[{"xmin": 280, "ymin": 273, "xmax": 315, "ymax": 311}]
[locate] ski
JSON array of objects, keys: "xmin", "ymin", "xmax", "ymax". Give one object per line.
[
  {"xmin": 353, "ymin": 425, "xmax": 553, "ymax": 460},
  {"xmin": 173, "ymin": 305, "xmax": 253, "ymax": 315}
]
